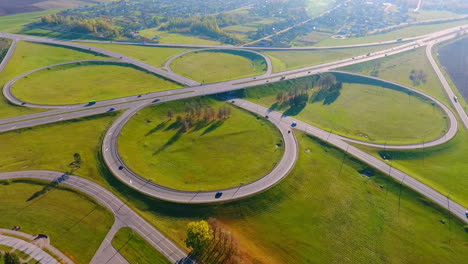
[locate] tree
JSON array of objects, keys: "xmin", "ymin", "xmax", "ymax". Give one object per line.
[
  {"xmin": 185, "ymin": 220, "xmax": 214, "ymax": 256},
  {"xmin": 4, "ymin": 252, "xmax": 21, "ymax": 264},
  {"xmin": 167, "ymin": 109, "xmax": 174, "ymax": 120},
  {"xmin": 318, "ymin": 73, "xmax": 337, "ymax": 90}
]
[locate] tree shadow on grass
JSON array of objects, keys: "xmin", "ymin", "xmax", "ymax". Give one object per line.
[
  {"xmin": 202, "ymin": 121, "xmax": 224, "ymax": 135},
  {"xmin": 283, "ymin": 104, "xmax": 307, "ymax": 116},
  {"xmin": 165, "ymin": 119, "xmax": 183, "ymax": 131},
  {"xmin": 27, "ymin": 173, "xmax": 70, "ymax": 201},
  {"xmin": 311, "ymin": 86, "xmax": 342, "ymax": 105},
  {"xmin": 145, "ymin": 120, "xmax": 169, "ymax": 136},
  {"xmin": 153, "ymin": 130, "xmax": 184, "ymax": 155}
]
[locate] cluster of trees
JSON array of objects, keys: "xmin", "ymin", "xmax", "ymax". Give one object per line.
[
  {"xmin": 409, "ymin": 69, "xmax": 427, "ymax": 86},
  {"xmin": 185, "ymin": 219, "xmax": 241, "ymax": 264},
  {"xmin": 276, "ymin": 89, "xmax": 310, "ymax": 107},
  {"xmin": 39, "ymin": 14, "xmax": 120, "ymax": 38},
  {"xmin": 167, "ymin": 102, "xmax": 232, "ymax": 132},
  {"xmin": 160, "ymin": 16, "xmax": 240, "ymax": 44},
  {"xmin": 1, "ymin": 252, "xmax": 22, "ymax": 264},
  {"xmin": 0, "ymin": 39, "xmax": 11, "ymax": 62}
]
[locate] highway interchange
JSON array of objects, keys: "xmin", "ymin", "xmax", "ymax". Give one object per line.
[{"xmin": 0, "ymin": 23, "xmax": 468, "ymax": 263}]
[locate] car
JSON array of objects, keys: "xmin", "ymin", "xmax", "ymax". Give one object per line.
[
  {"xmin": 453, "ymin": 96, "xmax": 458, "ymax": 103},
  {"xmin": 87, "ymin": 101, "xmax": 96, "ymax": 106},
  {"xmin": 280, "ymin": 76, "xmax": 286, "ymax": 80},
  {"xmin": 465, "ymin": 210, "xmax": 468, "ymax": 218},
  {"xmin": 137, "ymin": 94, "xmax": 142, "ymax": 98},
  {"xmin": 265, "ymin": 115, "xmax": 269, "ymax": 119},
  {"xmin": 231, "ymin": 100, "xmax": 235, "ymax": 103},
  {"xmin": 152, "ymin": 98, "xmax": 161, "ymax": 103},
  {"xmin": 266, "ymin": 80, "xmax": 270, "ymax": 83},
  {"xmin": 118, "ymin": 165, "xmax": 124, "ymax": 170},
  {"xmin": 108, "ymin": 107, "xmax": 116, "ymax": 112},
  {"xmin": 215, "ymin": 191, "xmax": 223, "ymax": 198},
  {"xmin": 291, "ymin": 122, "xmax": 297, "ymax": 127}
]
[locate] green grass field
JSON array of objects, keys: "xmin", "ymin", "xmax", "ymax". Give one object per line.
[
  {"xmin": 315, "ymin": 20, "xmax": 468, "ymax": 46},
  {"xmin": 243, "ymin": 73, "xmax": 448, "ymax": 144},
  {"xmin": 112, "ymin": 227, "xmax": 170, "ymax": 264},
  {"xmin": 119, "ymin": 97, "xmax": 284, "ymax": 191},
  {"xmin": 11, "ymin": 61, "xmax": 182, "ymax": 105},
  {"xmin": 1, "ymin": 111, "xmax": 467, "ymax": 263},
  {"xmin": 263, "ymin": 44, "xmax": 400, "ymax": 72},
  {"xmin": 0, "ymin": 10, "xmax": 59, "ymax": 32},
  {"xmin": 357, "ymin": 130, "xmax": 468, "ymax": 208},
  {"xmin": 171, "ymin": 50, "xmax": 267, "ymax": 83},
  {"xmin": 80, "ymin": 42, "xmax": 191, "ymax": 69},
  {"xmin": 0, "ymin": 180, "xmax": 114, "ymax": 264},
  {"xmin": 410, "ymin": 10, "xmax": 467, "ymax": 22},
  {"xmin": 339, "ymin": 47, "xmax": 453, "ymax": 106},
  {"xmin": 0, "ymin": 41, "xmax": 109, "ymax": 118},
  {"xmin": 138, "ymin": 28, "xmax": 222, "ymax": 45}
]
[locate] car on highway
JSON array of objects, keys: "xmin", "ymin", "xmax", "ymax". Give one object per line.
[
  {"xmin": 291, "ymin": 122, "xmax": 297, "ymax": 127},
  {"xmin": 108, "ymin": 107, "xmax": 116, "ymax": 112},
  {"xmin": 280, "ymin": 76, "xmax": 286, "ymax": 80},
  {"xmin": 265, "ymin": 115, "xmax": 269, "ymax": 119},
  {"xmin": 466, "ymin": 211, "xmax": 468, "ymax": 218},
  {"xmin": 118, "ymin": 165, "xmax": 124, "ymax": 170},
  {"xmin": 453, "ymin": 96, "xmax": 458, "ymax": 103},
  {"xmin": 87, "ymin": 101, "xmax": 96, "ymax": 106},
  {"xmin": 215, "ymin": 191, "xmax": 223, "ymax": 198},
  {"xmin": 152, "ymin": 98, "xmax": 161, "ymax": 103}
]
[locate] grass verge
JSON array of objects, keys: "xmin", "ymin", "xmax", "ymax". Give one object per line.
[
  {"xmin": 0, "ymin": 180, "xmax": 114, "ymax": 264},
  {"xmin": 112, "ymin": 227, "xmax": 171, "ymax": 264},
  {"xmin": 11, "ymin": 61, "xmax": 182, "ymax": 105},
  {"xmin": 119, "ymin": 97, "xmax": 284, "ymax": 191},
  {"xmin": 171, "ymin": 50, "xmax": 267, "ymax": 83}
]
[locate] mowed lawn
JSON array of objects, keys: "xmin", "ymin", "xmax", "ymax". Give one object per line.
[
  {"xmin": 171, "ymin": 50, "xmax": 267, "ymax": 83},
  {"xmin": 0, "ymin": 41, "xmax": 108, "ymax": 118},
  {"xmin": 0, "ymin": 181, "xmax": 114, "ymax": 264},
  {"xmin": 12, "ymin": 61, "xmax": 182, "ymax": 105},
  {"xmin": 244, "ymin": 75, "xmax": 448, "ymax": 144},
  {"xmin": 263, "ymin": 43, "xmax": 400, "ymax": 72},
  {"xmin": 0, "ymin": 112, "xmax": 467, "ymax": 263},
  {"xmin": 119, "ymin": 97, "xmax": 283, "ymax": 191},
  {"xmin": 81, "ymin": 42, "xmax": 191, "ymax": 68},
  {"xmin": 358, "ymin": 129, "xmax": 468, "ymax": 207},
  {"xmin": 112, "ymin": 228, "xmax": 170, "ymax": 264},
  {"xmin": 211, "ymin": 132, "xmax": 468, "ymax": 263},
  {"xmin": 340, "ymin": 47, "xmax": 455, "ymax": 107}
]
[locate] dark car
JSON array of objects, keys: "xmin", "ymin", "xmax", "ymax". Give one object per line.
[
  {"xmin": 108, "ymin": 107, "xmax": 116, "ymax": 112},
  {"xmin": 118, "ymin": 165, "xmax": 124, "ymax": 170},
  {"xmin": 265, "ymin": 115, "xmax": 269, "ymax": 119},
  {"xmin": 291, "ymin": 122, "xmax": 297, "ymax": 127},
  {"xmin": 465, "ymin": 211, "xmax": 468, "ymax": 218},
  {"xmin": 215, "ymin": 191, "xmax": 223, "ymax": 198},
  {"xmin": 153, "ymin": 98, "xmax": 161, "ymax": 103}
]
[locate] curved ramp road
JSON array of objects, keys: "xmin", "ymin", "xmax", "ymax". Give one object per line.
[
  {"xmin": 102, "ymin": 103, "xmax": 298, "ymax": 203},
  {"xmin": 0, "ymin": 229, "xmax": 73, "ymax": 264},
  {"xmin": 0, "ymin": 24, "xmax": 468, "ymax": 262},
  {"xmin": 3, "ymin": 59, "xmax": 120, "ymax": 108},
  {"xmin": 164, "ymin": 48, "xmax": 273, "ymax": 77},
  {"xmin": 0, "ymin": 235, "xmax": 59, "ymax": 264},
  {"xmin": 232, "ymin": 98, "xmax": 468, "ymax": 224},
  {"xmin": 0, "ymin": 33, "xmax": 198, "ymax": 87},
  {"xmin": 0, "ymin": 171, "xmax": 189, "ymax": 264},
  {"xmin": 329, "ymin": 71, "xmax": 458, "ymax": 149},
  {"xmin": 426, "ymin": 43, "xmax": 468, "ymax": 130}
]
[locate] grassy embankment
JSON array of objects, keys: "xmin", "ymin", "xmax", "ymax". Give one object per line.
[
  {"xmin": 263, "ymin": 43, "xmax": 400, "ymax": 72},
  {"xmin": 171, "ymin": 50, "xmax": 267, "ymax": 83},
  {"xmin": 138, "ymin": 28, "xmax": 222, "ymax": 45},
  {"xmin": 338, "ymin": 40, "xmax": 468, "ymax": 207},
  {"xmin": 80, "ymin": 42, "xmax": 191, "ymax": 68},
  {"xmin": 315, "ymin": 19, "xmax": 468, "ymax": 46},
  {"xmin": 11, "ymin": 61, "xmax": 182, "ymax": 105},
  {"xmin": 119, "ymin": 97, "xmax": 284, "ymax": 191},
  {"xmin": 0, "ymin": 180, "xmax": 114, "ymax": 264},
  {"xmin": 0, "ymin": 41, "xmax": 109, "ymax": 118},
  {"xmin": 242, "ymin": 73, "xmax": 448, "ymax": 144},
  {"xmin": 112, "ymin": 227, "xmax": 171, "ymax": 264},
  {"xmin": 1, "ymin": 114, "xmax": 467, "ymax": 263}
]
